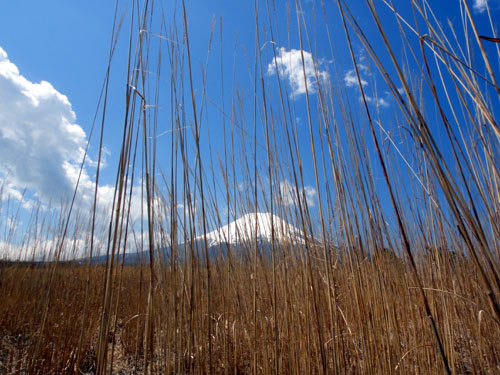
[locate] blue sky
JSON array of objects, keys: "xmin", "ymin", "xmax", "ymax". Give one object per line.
[{"xmin": 1, "ymin": 0, "xmax": 499, "ymax": 257}]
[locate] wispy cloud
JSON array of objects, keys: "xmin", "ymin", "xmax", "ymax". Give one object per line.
[
  {"xmin": 267, "ymin": 47, "xmax": 329, "ymax": 97},
  {"xmin": 344, "ymin": 62, "xmax": 391, "ymax": 108},
  {"xmin": 361, "ymin": 94, "xmax": 390, "ymax": 108},
  {"xmin": 279, "ymin": 179, "xmax": 317, "ymax": 207},
  {"xmin": 344, "ymin": 69, "xmax": 368, "ymax": 88},
  {"xmin": 473, "ymin": 0, "xmax": 488, "ymax": 13}
]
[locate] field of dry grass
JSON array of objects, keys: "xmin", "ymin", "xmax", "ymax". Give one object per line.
[
  {"xmin": 1, "ymin": 0, "xmax": 500, "ymax": 373},
  {"xmin": 1, "ymin": 250, "xmax": 499, "ymax": 374}
]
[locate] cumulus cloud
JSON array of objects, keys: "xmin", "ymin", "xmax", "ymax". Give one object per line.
[
  {"xmin": 0, "ymin": 46, "xmax": 90, "ymax": 203},
  {"xmin": 0, "ymin": 47, "xmax": 174, "ymax": 260},
  {"xmin": 344, "ymin": 69, "xmax": 368, "ymax": 88},
  {"xmin": 279, "ymin": 179, "xmax": 317, "ymax": 207},
  {"xmin": 344, "ymin": 63, "xmax": 391, "ymax": 108},
  {"xmin": 473, "ymin": 0, "xmax": 488, "ymax": 13},
  {"xmin": 267, "ymin": 47, "xmax": 329, "ymax": 97},
  {"xmin": 361, "ymin": 94, "xmax": 390, "ymax": 108},
  {"xmin": 374, "ymin": 96, "xmax": 389, "ymax": 108},
  {"xmin": 237, "ymin": 181, "xmax": 249, "ymax": 192},
  {"xmin": 0, "ymin": 46, "xmax": 152, "ymax": 222}
]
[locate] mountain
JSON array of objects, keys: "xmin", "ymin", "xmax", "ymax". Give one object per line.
[
  {"xmin": 80, "ymin": 212, "xmax": 305, "ymax": 265},
  {"xmin": 197, "ymin": 212, "xmax": 305, "ymax": 247}
]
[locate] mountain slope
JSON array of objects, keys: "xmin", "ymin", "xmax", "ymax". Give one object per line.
[
  {"xmin": 78, "ymin": 213, "xmax": 305, "ymax": 265},
  {"xmin": 198, "ymin": 212, "xmax": 305, "ymax": 247}
]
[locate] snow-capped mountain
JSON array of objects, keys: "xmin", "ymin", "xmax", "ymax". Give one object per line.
[
  {"xmin": 81, "ymin": 213, "xmax": 306, "ymax": 265},
  {"xmin": 197, "ymin": 212, "xmax": 305, "ymax": 247}
]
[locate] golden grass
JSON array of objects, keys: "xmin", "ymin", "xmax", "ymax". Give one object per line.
[
  {"xmin": 1, "ymin": 251, "xmax": 499, "ymax": 374},
  {"xmin": 1, "ymin": 0, "xmax": 500, "ymax": 373}
]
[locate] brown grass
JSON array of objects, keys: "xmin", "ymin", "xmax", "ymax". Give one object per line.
[
  {"xmin": 1, "ymin": 0, "xmax": 500, "ymax": 373},
  {"xmin": 1, "ymin": 251, "xmax": 499, "ymax": 374}
]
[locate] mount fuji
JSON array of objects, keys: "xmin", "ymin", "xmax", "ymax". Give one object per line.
[
  {"xmin": 198, "ymin": 212, "xmax": 305, "ymax": 247},
  {"xmin": 86, "ymin": 212, "xmax": 305, "ymax": 265}
]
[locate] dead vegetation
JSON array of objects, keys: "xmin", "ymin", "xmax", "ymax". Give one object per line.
[{"xmin": 1, "ymin": 0, "xmax": 500, "ymax": 373}]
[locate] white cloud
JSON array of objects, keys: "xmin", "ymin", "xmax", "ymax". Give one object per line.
[
  {"xmin": 376, "ymin": 97, "xmax": 389, "ymax": 108},
  {"xmin": 0, "ymin": 241, "xmax": 23, "ymax": 260},
  {"xmin": 344, "ymin": 64, "xmax": 391, "ymax": 108},
  {"xmin": 304, "ymin": 185, "xmax": 317, "ymax": 206},
  {"xmin": 237, "ymin": 181, "xmax": 249, "ymax": 192},
  {"xmin": 361, "ymin": 95, "xmax": 390, "ymax": 108},
  {"xmin": 279, "ymin": 179, "xmax": 317, "ymax": 207},
  {"xmin": 0, "ymin": 46, "xmax": 152, "ymax": 253},
  {"xmin": 0, "ymin": 46, "xmax": 90, "ymax": 205},
  {"xmin": 4, "ymin": 217, "xmax": 20, "ymax": 232},
  {"xmin": 344, "ymin": 69, "xmax": 368, "ymax": 88},
  {"xmin": 0, "ymin": 43, "xmax": 167, "ymax": 262},
  {"xmin": 473, "ymin": 0, "xmax": 488, "ymax": 13},
  {"xmin": 267, "ymin": 47, "xmax": 329, "ymax": 97}
]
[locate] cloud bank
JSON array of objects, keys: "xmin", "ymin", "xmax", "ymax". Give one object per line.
[
  {"xmin": 0, "ymin": 46, "xmax": 92, "ymax": 205},
  {"xmin": 0, "ymin": 46, "xmax": 174, "ymax": 258},
  {"xmin": 267, "ymin": 47, "xmax": 329, "ymax": 97},
  {"xmin": 0, "ymin": 46, "xmax": 145, "ymax": 223}
]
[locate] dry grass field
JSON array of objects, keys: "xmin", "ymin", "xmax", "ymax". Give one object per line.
[
  {"xmin": 1, "ymin": 0, "xmax": 500, "ymax": 373},
  {"xmin": 1, "ymin": 251, "xmax": 499, "ymax": 374}
]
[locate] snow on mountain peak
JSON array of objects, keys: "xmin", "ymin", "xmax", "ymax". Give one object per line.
[{"xmin": 199, "ymin": 212, "xmax": 305, "ymax": 247}]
